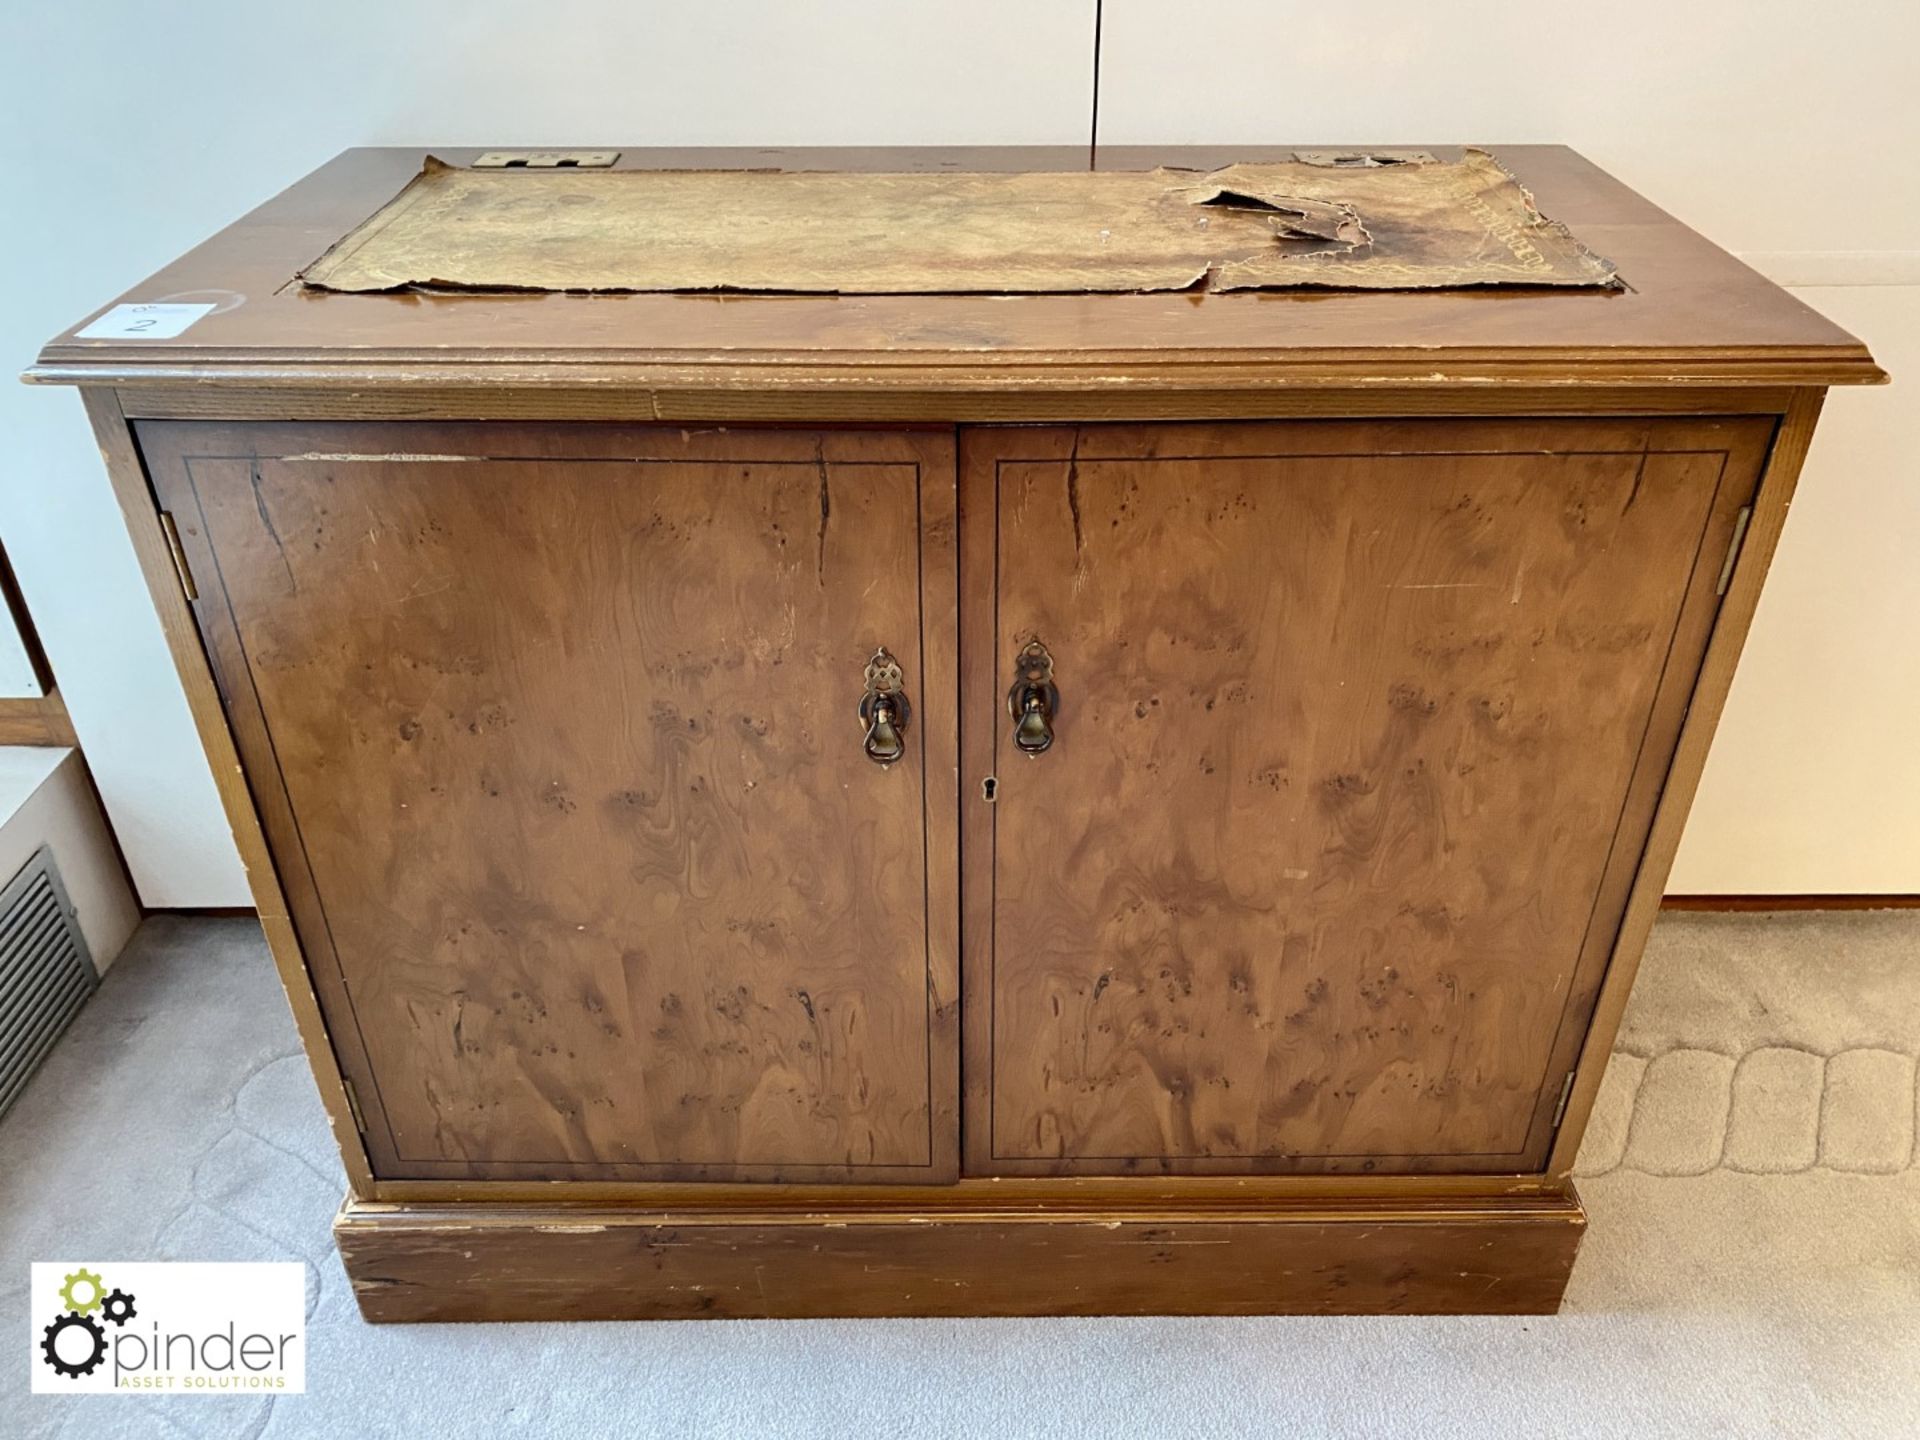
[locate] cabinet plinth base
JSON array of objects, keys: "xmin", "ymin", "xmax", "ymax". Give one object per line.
[{"xmin": 335, "ymin": 1188, "xmax": 1586, "ymax": 1322}]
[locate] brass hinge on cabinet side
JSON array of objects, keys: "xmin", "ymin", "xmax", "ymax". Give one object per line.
[
  {"xmin": 340, "ymin": 1078, "xmax": 368, "ymax": 1134},
  {"xmin": 158, "ymin": 511, "xmax": 197, "ymax": 601},
  {"xmin": 1551, "ymin": 1071, "xmax": 1578, "ymax": 1130},
  {"xmin": 473, "ymin": 150, "xmax": 619, "ymax": 169},
  {"xmin": 1715, "ymin": 505, "xmax": 1754, "ymax": 597}
]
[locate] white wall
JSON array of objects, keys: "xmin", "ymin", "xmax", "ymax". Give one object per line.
[
  {"xmin": 2, "ymin": 2, "xmax": 1913, "ymax": 902},
  {"xmin": 1099, "ymin": 0, "xmax": 1920, "ymax": 894},
  {"xmin": 0, "ymin": 599, "xmax": 44, "ymax": 699},
  {"xmin": 1100, "ymin": 1, "xmax": 1917, "ymax": 260},
  {"xmin": 1669, "ymin": 287, "xmax": 1920, "ymax": 893},
  {"xmin": 0, "ymin": 2, "xmax": 1097, "ymax": 907}
]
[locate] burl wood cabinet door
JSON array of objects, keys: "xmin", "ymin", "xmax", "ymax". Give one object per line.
[
  {"xmin": 142, "ymin": 422, "xmax": 958, "ymax": 1183},
  {"xmin": 961, "ymin": 418, "xmax": 1773, "ymax": 1176}
]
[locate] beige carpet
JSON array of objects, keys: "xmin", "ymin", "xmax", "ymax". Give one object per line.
[{"xmin": 3, "ymin": 911, "xmax": 1917, "ymax": 1438}]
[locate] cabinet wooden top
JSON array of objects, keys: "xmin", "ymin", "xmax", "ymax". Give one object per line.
[{"xmin": 27, "ymin": 145, "xmax": 1883, "ymax": 394}]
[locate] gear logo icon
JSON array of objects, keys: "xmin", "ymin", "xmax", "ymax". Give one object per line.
[
  {"xmin": 57, "ymin": 1268, "xmax": 105, "ymax": 1316},
  {"xmin": 41, "ymin": 1312, "xmax": 107, "ymax": 1379},
  {"xmin": 38, "ymin": 1267, "xmax": 137, "ymax": 1382}
]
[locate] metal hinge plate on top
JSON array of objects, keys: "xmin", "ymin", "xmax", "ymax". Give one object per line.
[
  {"xmin": 473, "ymin": 150, "xmax": 620, "ymax": 169},
  {"xmin": 341, "ymin": 1078, "xmax": 368, "ymax": 1134}
]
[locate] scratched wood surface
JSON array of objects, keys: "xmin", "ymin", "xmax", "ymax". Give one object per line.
[
  {"xmin": 30, "ymin": 148, "xmax": 1881, "ymax": 395},
  {"xmin": 141, "ymin": 422, "xmax": 958, "ymax": 1183},
  {"xmin": 964, "ymin": 417, "xmax": 1769, "ymax": 1175},
  {"xmin": 336, "ymin": 1192, "xmax": 1586, "ymax": 1320}
]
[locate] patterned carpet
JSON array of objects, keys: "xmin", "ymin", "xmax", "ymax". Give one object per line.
[
  {"xmin": 1578, "ymin": 912, "xmax": 1920, "ymax": 1179},
  {"xmin": 3, "ymin": 911, "xmax": 1917, "ymax": 1438}
]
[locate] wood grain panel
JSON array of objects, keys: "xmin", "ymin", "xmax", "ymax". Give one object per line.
[
  {"xmin": 1547, "ymin": 392, "xmax": 1819, "ymax": 1173},
  {"xmin": 111, "ymin": 383, "xmax": 1804, "ymax": 427},
  {"xmin": 965, "ymin": 417, "xmax": 1770, "ymax": 1175},
  {"xmin": 84, "ymin": 393, "xmax": 378, "ymax": 1195},
  {"xmin": 140, "ymin": 422, "xmax": 957, "ymax": 1183},
  {"xmin": 336, "ymin": 1191, "xmax": 1585, "ymax": 1320}
]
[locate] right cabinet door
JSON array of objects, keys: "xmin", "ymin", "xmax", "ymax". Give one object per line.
[{"xmin": 962, "ymin": 417, "xmax": 1773, "ymax": 1175}]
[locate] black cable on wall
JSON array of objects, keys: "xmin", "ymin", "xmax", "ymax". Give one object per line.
[{"xmin": 1089, "ymin": 0, "xmax": 1103, "ymax": 169}]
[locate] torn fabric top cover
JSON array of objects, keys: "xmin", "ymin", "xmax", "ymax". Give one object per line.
[{"xmin": 297, "ymin": 149, "xmax": 1618, "ymax": 296}]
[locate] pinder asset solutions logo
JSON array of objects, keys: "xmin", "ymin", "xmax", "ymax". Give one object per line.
[{"xmin": 31, "ymin": 1262, "xmax": 305, "ymax": 1394}]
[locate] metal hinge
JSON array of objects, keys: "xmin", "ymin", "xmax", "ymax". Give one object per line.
[
  {"xmin": 473, "ymin": 150, "xmax": 619, "ymax": 169},
  {"xmin": 1715, "ymin": 505, "xmax": 1754, "ymax": 597},
  {"xmin": 158, "ymin": 511, "xmax": 197, "ymax": 601},
  {"xmin": 1550, "ymin": 1071, "xmax": 1578, "ymax": 1130},
  {"xmin": 340, "ymin": 1078, "xmax": 368, "ymax": 1134}
]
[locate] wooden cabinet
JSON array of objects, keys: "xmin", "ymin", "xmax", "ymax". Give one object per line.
[
  {"xmin": 962, "ymin": 418, "xmax": 1771, "ymax": 1176},
  {"xmin": 140, "ymin": 423, "xmax": 959, "ymax": 1183},
  {"xmin": 35, "ymin": 144, "xmax": 1881, "ymax": 1320}
]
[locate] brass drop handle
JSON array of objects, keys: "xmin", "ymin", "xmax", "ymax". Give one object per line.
[
  {"xmin": 858, "ymin": 648, "xmax": 911, "ymax": 767},
  {"xmin": 1006, "ymin": 640, "xmax": 1059, "ymax": 756}
]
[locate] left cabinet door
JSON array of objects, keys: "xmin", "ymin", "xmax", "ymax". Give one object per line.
[{"xmin": 140, "ymin": 422, "xmax": 958, "ymax": 1184}]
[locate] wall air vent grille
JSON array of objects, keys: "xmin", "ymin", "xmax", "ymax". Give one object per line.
[{"xmin": 0, "ymin": 846, "xmax": 97, "ymax": 1121}]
